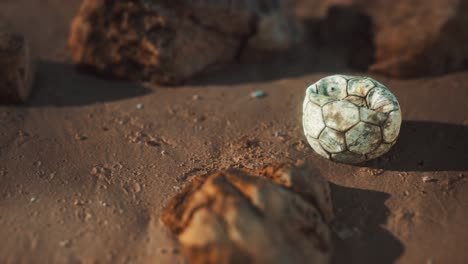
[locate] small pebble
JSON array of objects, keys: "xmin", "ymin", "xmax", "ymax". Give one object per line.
[
  {"xmin": 134, "ymin": 182, "xmax": 141, "ymax": 193},
  {"xmin": 422, "ymin": 176, "xmax": 437, "ymax": 183},
  {"xmin": 59, "ymin": 240, "xmax": 71, "ymax": 248},
  {"xmin": 274, "ymin": 131, "xmax": 287, "ymax": 141},
  {"xmin": 173, "ymin": 186, "xmax": 181, "ymax": 191},
  {"xmin": 30, "ymin": 197, "xmax": 37, "ymax": 203},
  {"xmin": 250, "ymin": 90, "xmax": 266, "ymax": 99},
  {"xmin": 85, "ymin": 212, "xmax": 92, "ymax": 221},
  {"xmin": 73, "ymin": 199, "xmax": 84, "ymax": 206},
  {"xmin": 136, "ymin": 103, "xmax": 144, "ymax": 109},
  {"xmin": 75, "ymin": 134, "xmax": 88, "ymax": 141},
  {"xmin": 192, "ymin": 95, "xmax": 201, "ymax": 101}
]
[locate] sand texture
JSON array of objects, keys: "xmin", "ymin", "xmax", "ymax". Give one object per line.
[{"xmin": 0, "ymin": 1, "xmax": 467, "ymax": 263}]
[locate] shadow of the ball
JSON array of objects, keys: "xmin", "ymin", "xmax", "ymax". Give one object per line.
[{"xmin": 361, "ymin": 120, "xmax": 468, "ymax": 172}]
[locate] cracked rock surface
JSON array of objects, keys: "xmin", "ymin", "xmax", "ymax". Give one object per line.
[
  {"xmin": 68, "ymin": 0, "xmax": 300, "ymax": 85},
  {"xmin": 161, "ymin": 161, "xmax": 333, "ymax": 264}
]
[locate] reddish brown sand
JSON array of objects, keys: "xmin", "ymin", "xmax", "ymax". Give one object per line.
[{"xmin": 1, "ymin": 1, "xmax": 467, "ymax": 263}]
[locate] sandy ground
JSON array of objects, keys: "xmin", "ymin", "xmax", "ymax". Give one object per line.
[{"xmin": 1, "ymin": 1, "xmax": 468, "ymax": 263}]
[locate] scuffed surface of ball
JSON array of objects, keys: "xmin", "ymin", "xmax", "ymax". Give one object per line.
[{"xmin": 303, "ymin": 75, "xmax": 401, "ymax": 164}]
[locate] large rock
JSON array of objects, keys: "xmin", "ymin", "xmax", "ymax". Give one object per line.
[
  {"xmin": 365, "ymin": 0, "xmax": 468, "ymax": 78},
  {"xmin": 161, "ymin": 161, "xmax": 333, "ymax": 264},
  {"xmin": 295, "ymin": 0, "xmax": 468, "ymax": 78},
  {"xmin": 68, "ymin": 0, "xmax": 301, "ymax": 85},
  {"xmin": 0, "ymin": 29, "xmax": 34, "ymax": 103}
]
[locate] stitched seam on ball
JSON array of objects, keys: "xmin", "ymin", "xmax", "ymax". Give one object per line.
[{"xmin": 382, "ymin": 109, "xmax": 401, "ymax": 144}]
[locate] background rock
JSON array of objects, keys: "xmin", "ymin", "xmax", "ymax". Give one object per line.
[
  {"xmin": 294, "ymin": 0, "xmax": 468, "ymax": 78},
  {"xmin": 0, "ymin": 28, "xmax": 34, "ymax": 103},
  {"xmin": 68, "ymin": 0, "xmax": 301, "ymax": 85},
  {"xmin": 162, "ymin": 161, "xmax": 333, "ymax": 264},
  {"xmin": 363, "ymin": 0, "xmax": 468, "ymax": 78}
]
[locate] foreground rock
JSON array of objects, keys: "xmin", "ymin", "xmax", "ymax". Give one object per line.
[
  {"xmin": 161, "ymin": 161, "xmax": 333, "ymax": 264},
  {"xmin": 68, "ymin": 0, "xmax": 301, "ymax": 85},
  {"xmin": 294, "ymin": 0, "xmax": 468, "ymax": 78},
  {"xmin": 0, "ymin": 29, "xmax": 33, "ymax": 103}
]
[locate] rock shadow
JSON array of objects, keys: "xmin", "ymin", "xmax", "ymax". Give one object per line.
[
  {"xmin": 27, "ymin": 61, "xmax": 151, "ymax": 107},
  {"xmin": 330, "ymin": 183, "xmax": 404, "ymax": 264}
]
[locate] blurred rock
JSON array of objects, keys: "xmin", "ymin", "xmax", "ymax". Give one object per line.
[
  {"xmin": 295, "ymin": 0, "xmax": 468, "ymax": 78},
  {"xmin": 0, "ymin": 29, "xmax": 34, "ymax": 103},
  {"xmin": 161, "ymin": 161, "xmax": 333, "ymax": 264},
  {"xmin": 68, "ymin": 0, "xmax": 301, "ymax": 85},
  {"xmin": 307, "ymin": 5, "xmax": 375, "ymax": 71},
  {"xmin": 364, "ymin": 0, "xmax": 468, "ymax": 78}
]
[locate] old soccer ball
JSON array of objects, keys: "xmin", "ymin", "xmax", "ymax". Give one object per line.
[{"xmin": 302, "ymin": 75, "xmax": 402, "ymax": 164}]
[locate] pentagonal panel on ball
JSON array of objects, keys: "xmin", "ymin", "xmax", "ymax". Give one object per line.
[
  {"xmin": 316, "ymin": 75, "xmax": 347, "ymax": 100},
  {"xmin": 319, "ymin": 127, "xmax": 346, "ymax": 154},
  {"xmin": 366, "ymin": 142, "xmax": 394, "ymax": 160},
  {"xmin": 382, "ymin": 110, "xmax": 402, "ymax": 143},
  {"xmin": 345, "ymin": 95, "xmax": 367, "ymax": 107},
  {"xmin": 366, "ymin": 87, "xmax": 399, "ymax": 113},
  {"xmin": 346, "ymin": 122, "xmax": 382, "ymax": 155},
  {"xmin": 322, "ymin": 100, "xmax": 360, "ymax": 132},
  {"xmin": 303, "ymin": 102, "xmax": 325, "ymax": 139},
  {"xmin": 360, "ymin": 107, "xmax": 388, "ymax": 125},
  {"xmin": 306, "ymin": 135, "xmax": 330, "ymax": 159},
  {"xmin": 332, "ymin": 151, "xmax": 367, "ymax": 164},
  {"xmin": 308, "ymin": 92, "xmax": 337, "ymax": 107},
  {"xmin": 347, "ymin": 78, "xmax": 375, "ymax": 97}
]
